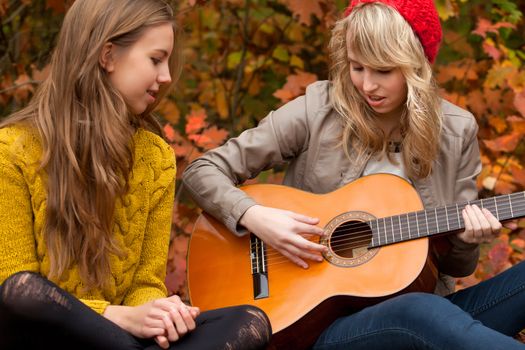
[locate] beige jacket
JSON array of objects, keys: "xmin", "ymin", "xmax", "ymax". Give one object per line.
[{"xmin": 182, "ymin": 80, "xmax": 481, "ymax": 295}]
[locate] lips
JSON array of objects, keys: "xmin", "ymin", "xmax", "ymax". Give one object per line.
[
  {"xmin": 146, "ymin": 90, "xmax": 158, "ymax": 103},
  {"xmin": 365, "ymin": 94, "xmax": 385, "ymax": 107}
]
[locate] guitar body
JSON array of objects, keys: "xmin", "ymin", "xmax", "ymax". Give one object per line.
[{"xmin": 187, "ymin": 174, "xmax": 438, "ymax": 349}]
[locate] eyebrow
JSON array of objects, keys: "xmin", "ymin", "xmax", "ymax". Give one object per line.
[{"xmin": 153, "ymin": 49, "xmax": 169, "ymax": 57}]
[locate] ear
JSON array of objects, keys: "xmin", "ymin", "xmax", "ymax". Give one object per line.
[{"xmin": 99, "ymin": 42, "xmax": 115, "ymax": 72}]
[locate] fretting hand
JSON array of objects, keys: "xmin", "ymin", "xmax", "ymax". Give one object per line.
[
  {"xmin": 457, "ymin": 204, "xmax": 502, "ymax": 244},
  {"xmin": 239, "ymin": 205, "xmax": 328, "ymax": 268}
]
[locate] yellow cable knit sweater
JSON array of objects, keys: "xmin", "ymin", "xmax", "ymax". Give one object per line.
[{"xmin": 0, "ymin": 125, "xmax": 176, "ymax": 314}]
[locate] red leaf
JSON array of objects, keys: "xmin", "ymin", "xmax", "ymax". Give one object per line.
[
  {"xmin": 487, "ymin": 241, "xmax": 512, "ymax": 273},
  {"xmin": 482, "ymin": 41, "xmax": 501, "ymax": 61},
  {"xmin": 46, "ymin": 0, "xmax": 66, "ymax": 13},
  {"xmin": 472, "ymin": 18, "xmax": 515, "ymax": 38}
]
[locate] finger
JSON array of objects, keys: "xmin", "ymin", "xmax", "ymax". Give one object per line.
[
  {"xmin": 294, "ymin": 222, "xmax": 325, "ymax": 237},
  {"xmin": 179, "ymin": 305, "xmax": 196, "ymax": 331},
  {"xmin": 280, "ymin": 248, "xmax": 309, "ymax": 269},
  {"xmin": 155, "ymin": 335, "xmax": 169, "ymax": 350},
  {"xmin": 465, "ymin": 205, "xmax": 483, "ymax": 241},
  {"xmin": 471, "ymin": 205, "xmax": 492, "ymax": 241},
  {"xmin": 285, "ymin": 243, "xmax": 324, "ymax": 264},
  {"xmin": 185, "ymin": 306, "xmax": 200, "ymax": 319},
  {"xmin": 460, "ymin": 207, "xmax": 475, "ymax": 244},
  {"xmin": 162, "ymin": 312, "xmax": 179, "ymax": 342},
  {"xmin": 166, "ymin": 295, "xmax": 182, "ymax": 304},
  {"xmin": 170, "ymin": 306, "xmax": 189, "ymax": 336},
  {"xmin": 482, "ymin": 208, "xmax": 502, "ymax": 236},
  {"xmin": 295, "ymin": 235, "xmax": 327, "ymax": 254},
  {"xmin": 143, "ymin": 326, "xmax": 166, "ymax": 338},
  {"xmin": 287, "ymin": 211, "xmax": 321, "ymax": 225}
]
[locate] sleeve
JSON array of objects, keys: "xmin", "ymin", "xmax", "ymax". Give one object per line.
[
  {"xmin": 436, "ymin": 119, "xmax": 481, "ymax": 277},
  {"xmin": 122, "ymin": 149, "xmax": 176, "ymax": 307},
  {"xmin": 182, "ymin": 95, "xmax": 310, "ymax": 236},
  {"xmin": 0, "ymin": 143, "xmax": 40, "ymax": 284}
]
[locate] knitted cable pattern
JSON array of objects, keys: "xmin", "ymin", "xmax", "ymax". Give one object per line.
[{"xmin": 0, "ymin": 125, "xmax": 176, "ymax": 314}]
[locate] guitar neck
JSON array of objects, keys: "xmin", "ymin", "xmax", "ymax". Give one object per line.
[{"xmin": 369, "ymin": 192, "xmax": 525, "ymax": 248}]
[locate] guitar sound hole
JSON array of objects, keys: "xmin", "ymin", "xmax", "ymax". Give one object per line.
[{"xmin": 330, "ymin": 220, "xmax": 372, "ymax": 259}]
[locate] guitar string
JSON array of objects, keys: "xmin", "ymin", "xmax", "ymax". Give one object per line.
[
  {"xmin": 249, "ymin": 203, "xmax": 525, "ymax": 262},
  {"xmin": 247, "ymin": 200, "xmax": 525, "ymax": 254}
]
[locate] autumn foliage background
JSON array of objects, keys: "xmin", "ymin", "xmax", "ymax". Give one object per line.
[{"xmin": 1, "ymin": 0, "xmax": 525, "ymax": 305}]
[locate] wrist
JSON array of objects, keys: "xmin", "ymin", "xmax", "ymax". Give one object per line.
[
  {"xmin": 239, "ymin": 204, "xmax": 260, "ymax": 229},
  {"xmin": 103, "ymin": 305, "xmax": 133, "ymax": 331}
]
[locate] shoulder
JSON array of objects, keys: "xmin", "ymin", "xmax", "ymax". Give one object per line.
[
  {"xmin": 0, "ymin": 124, "xmax": 42, "ymax": 168},
  {"xmin": 133, "ymin": 128, "xmax": 176, "ymax": 178},
  {"xmin": 440, "ymin": 99, "xmax": 478, "ymax": 140},
  {"xmin": 304, "ymin": 80, "xmax": 332, "ymax": 114}
]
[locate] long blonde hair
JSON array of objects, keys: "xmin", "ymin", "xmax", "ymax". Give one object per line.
[
  {"xmin": 0, "ymin": 0, "xmax": 182, "ymax": 290},
  {"xmin": 329, "ymin": 2, "xmax": 441, "ymax": 179}
]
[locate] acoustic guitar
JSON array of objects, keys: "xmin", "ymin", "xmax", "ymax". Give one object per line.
[{"xmin": 187, "ymin": 174, "xmax": 525, "ymax": 349}]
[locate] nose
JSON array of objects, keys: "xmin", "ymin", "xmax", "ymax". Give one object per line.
[
  {"xmin": 362, "ymin": 70, "xmax": 378, "ymax": 93},
  {"xmin": 158, "ymin": 63, "xmax": 172, "ymax": 85}
]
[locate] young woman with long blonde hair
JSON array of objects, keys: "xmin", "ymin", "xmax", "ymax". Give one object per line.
[
  {"xmin": 0, "ymin": 0, "xmax": 271, "ymax": 349},
  {"xmin": 183, "ymin": 0, "xmax": 525, "ymax": 348}
]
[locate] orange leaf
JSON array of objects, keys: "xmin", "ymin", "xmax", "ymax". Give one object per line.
[
  {"xmin": 466, "ymin": 90, "xmax": 487, "ymax": 118},
  {"xmin": 487, "ymin": 115, "xmax": 507, "ymax": 134},
  {"xmin": 185, "ymin": 109, "xmax": 208, "ymax": 135},
  {"xmin": 163, "ymin": 124, "xmax": 176, "ymax": 142},
  {"xmin": 483, "ymin": 132, "xmax": 520, "ymax": 152},
  {"xmin": 286, "ymin": 0, "xmax": 324, "ymax": 26},
  {"xmin": 273, "ymin": 71, "xmax": 318, "ymax": 103},
  {"xmin": 157, "ymin": 99, "xmax": 180, "ymax": 124},
  {"xmin": 495, "ymin": 178, "xmax": 517, "ymax": 195},
  {"xmin": 188, "ymin": 126, "xmax": 229, "ymax": 150},
  {"xmin": 507, "ymin": 115, "xmax": 525, "ymax": 134},
  {"xmin": 511, "ymin": 166, "xmax": 525, "ymax": 188},
  {"xmin": 514, "ymin": 91, "xmax": 525, "ymax": 119}
]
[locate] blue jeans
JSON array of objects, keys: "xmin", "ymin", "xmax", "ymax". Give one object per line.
[{"xmin": 313, "ymin": 261, "xmax": 525, "ymax": 349}]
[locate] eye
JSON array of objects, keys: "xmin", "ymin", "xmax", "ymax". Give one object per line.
[
  {"xmin": 151, "ymin": 57, "xmax": 161, "ymax": 65},
  {"xmin": 351, "ymin": 65, "xmax": 363, "ymax": 72},
  {"xmin": 377, "ymin": 69, "xmax": 392, "ymax": 74}
]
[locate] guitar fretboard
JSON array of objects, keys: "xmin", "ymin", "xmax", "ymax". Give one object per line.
[{"xmin": 369, "ymin": 192, "xmax": 525, "ymax": 248}]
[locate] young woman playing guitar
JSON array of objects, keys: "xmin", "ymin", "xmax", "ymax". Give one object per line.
[{"xmin": 183, "ymin": 0, "xmax": 525, "ymax": 348}]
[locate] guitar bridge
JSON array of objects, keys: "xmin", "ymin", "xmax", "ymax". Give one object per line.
[{"xmin": 250, "ymin": 234, "xmax": 269, "ymax": 299}]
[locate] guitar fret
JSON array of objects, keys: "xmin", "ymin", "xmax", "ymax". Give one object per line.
[
  {"xmin": 406, "ymin": 213, "xmax": 411, "ymax": 239},
  {"xmin": 390, "ymin": 216, "xmax": 394, "ymax": 244},
  {"xmin": 416, "ymin": 212, "xmax": 420, "ymax": 237},
  {"xmin": 398, "ymin": 215, "xmax": 402, "ymax": 242},
  {"xmin": 509, "ymin": 194, "xmax": 514, "ymax": 217},
  {"xmin": 494, "ymin": 197, "xmax": 499, "ymax": 220},
  {"xmin": 434, "ymin": 208, "xmax": 439, "ymax": 232}
]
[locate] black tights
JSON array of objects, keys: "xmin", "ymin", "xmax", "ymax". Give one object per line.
[{"xmin": 0, "ymin": 272, "xmax": 271, "ymax": 350}]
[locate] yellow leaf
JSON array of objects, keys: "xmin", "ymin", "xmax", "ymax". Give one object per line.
[{"xmin": 157, "ymin": 99, "xmax": 180, "ymax": 124}]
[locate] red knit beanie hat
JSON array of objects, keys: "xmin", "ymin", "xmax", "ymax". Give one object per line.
[{"xmin": 344, "ymin": 0, "xmax": 442, "ymax": 63}]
